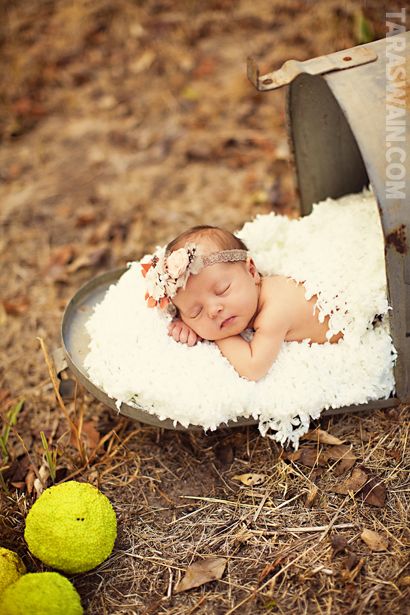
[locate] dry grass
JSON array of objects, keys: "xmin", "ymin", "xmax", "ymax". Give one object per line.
[
  {"xmin": 2, "ymin": 382, "xmax": 408, "ymax": 613},
  {"xmin": 78, "ymin": 405, "xmax": 409, "ymax": 614},
  {"xmin": 0, "ymin": 1, "xmax": 409, "ymax": 613}
]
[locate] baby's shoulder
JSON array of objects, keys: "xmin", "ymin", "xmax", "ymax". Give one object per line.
[
  {"xmin": 261, "ymin": 274, "xmax": 297, "ymax": 299},
  {"xmin": 256, "ymin": 275, "xmax": 295, "ymax": 327}
]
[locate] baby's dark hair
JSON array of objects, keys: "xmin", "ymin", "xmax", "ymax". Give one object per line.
[{"xmin": 166, "ymin": 225, "xmax": 247, "ymax": 254}]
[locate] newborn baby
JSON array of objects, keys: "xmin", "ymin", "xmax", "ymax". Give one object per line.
[{"xmin": 141, "ymin": 225, "xmax": 343, "ymax": 381}]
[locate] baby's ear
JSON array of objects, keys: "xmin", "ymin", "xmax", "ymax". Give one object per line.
[{"xmin": 246, "ymin": 256, "xmax": 260, "ymax": 281}]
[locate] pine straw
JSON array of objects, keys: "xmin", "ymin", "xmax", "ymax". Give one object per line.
[
  {"xmin": 0, "ymin": 2, "xmax": 407, "ymax": 612},
  {"xmin": 2, "ymin": 388, "xmax": 408, "ymax": 614}
]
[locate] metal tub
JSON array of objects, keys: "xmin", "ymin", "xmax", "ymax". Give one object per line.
[{"xmin": 56, "ymin": 34, "xmax": 409, "ymax": 427}]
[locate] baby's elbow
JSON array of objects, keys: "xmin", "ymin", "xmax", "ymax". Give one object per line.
[
  {"xmin": 239, "ymin": 365, "xmax": 268, "ymax": 382},
  {"xmin": 244, "ymin": 373, "xmax": 260, "ymax": 382}
]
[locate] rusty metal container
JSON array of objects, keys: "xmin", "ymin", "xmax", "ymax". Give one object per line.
[{"xmin": 249, "ymin": 32, "xmax": 410, "ymax": 407}]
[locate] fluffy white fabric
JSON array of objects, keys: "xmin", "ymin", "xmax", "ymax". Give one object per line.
[{"xmin": 84, "ymin": 189, "xmax": 396, "ymax": 446}]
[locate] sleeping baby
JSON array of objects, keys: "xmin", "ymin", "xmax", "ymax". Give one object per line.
[{"xmin": 141, "ymin": 225, "xmax": 343, "ymax": 381}]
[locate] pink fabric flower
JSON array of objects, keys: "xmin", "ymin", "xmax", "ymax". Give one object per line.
[{"xmin": 167, "ymin": 248, "xmax": 190, "ymax": 279}]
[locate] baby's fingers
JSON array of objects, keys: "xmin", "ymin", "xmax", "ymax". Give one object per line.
[
  {"xmin": 171, "ymin": 326, "xmax": 183, "ymax": 342},
  {"xmin": 178, "ymin": 326, "xmax": 189, "ymax": 344},
  {"xmin": 167, "ymin": 321, "xmax": 178, "ymax": 334},
  {"xmin": 187, "ymin": 330, "xmax": 198, "ymax": 347}
]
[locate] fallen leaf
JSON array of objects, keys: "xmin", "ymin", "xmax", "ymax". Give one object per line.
[
  {"xmin": 174, "ymin": 557, "xmax": 226, "ymax": 593},
  {"xmin": 330, "ymin": 535, "xmax": 348, "ymax": 559},
  {"xmin": 341, "ymin": 554, "xmax": 365, "ymax": 582},
  {"xmin": 332, "ymin": 466, "xmax": 368, "ymax": 494},
  {"xmin": 386, "ymin": 449, "xmax": 401, "ymax": 462},
  {"xmin": 305, "ymin": 484, "xmax": 318, "ymax": 508},
  {"xmin": 258, "ymin": 558, "xmax": 284, "ymax": 583},
  {"xmin": 297, "ymin": 447, "xmax": 327, "ymax": 468},
  {"xmin": 345, "ymin": 552, "xmax": 360, "ymax": 571},
  {"xmin": 75, "ymin": 207, "xmax": 97, "ymax": 227},
  {"xmin": 25, "ymin": 468, "xmax": 36, "ymax": 495},
  {"xmin": 323, "ymin": 445, "xmax": 357, "ymax": 475},
  {"xmin": 335, "ymin": 456, "xmax": 357, "ymax": 476},
  {"xmin": 70, "ymin": 421, "xmax": 100, "ymax": 452},
  {"xmin": 360, "ymin": 476, "xmax": 387, "ymax": 508},
  {"xmin": 332, "ymin": 466, "xmax": 387, "ymax": 507},
  {"xmin": 283, "ymin": 449, "xmax": 302, "ymax": 462},
  {"xmin": 232, "ymin": 473, "xmax": 266, "ymax": 486},
  {"xmin": 360, "ymin": 529, "xmax": 388, "ymax": 552},
  {"xmin": 3, "ymin": 296, "xmax": 30, "ymax": 316},
  {"xmin": 323, "ymin": 445, "xmax": 355, "ymax": 462},
  {"xmin": 81, "ymin": 421, "xmax": 101, "ymax": 450},
  {"xmin": 301, "ymin": 429, "xmax": 344, "ymax": 445}
]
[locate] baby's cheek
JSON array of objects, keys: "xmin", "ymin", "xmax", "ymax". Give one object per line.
[
  {"xmin": 180, "ymin": 316, "xmax": 199, "ymax": 335},
  {"xmin": 189, "ymin": 320, "xmax": 209, "ymax": 340}
]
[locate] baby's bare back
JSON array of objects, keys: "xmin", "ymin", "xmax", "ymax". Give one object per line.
[{"xmin": 259, "ymin": 276, "xmax": 342, "ymax": 344}]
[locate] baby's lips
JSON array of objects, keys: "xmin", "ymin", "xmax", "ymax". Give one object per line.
[{"xmin": 221, "ymin": 315, "xmax": 235, "ymax": 328}]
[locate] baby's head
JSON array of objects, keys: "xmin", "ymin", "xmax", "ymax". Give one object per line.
[{"xmin": 144, "ymin": 225, "xmax": 260, "ymax": 341}]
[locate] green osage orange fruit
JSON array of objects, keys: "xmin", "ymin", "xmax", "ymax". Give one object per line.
[
  {"xmin": 24, "ymin": 481, "xmax": 117, "ymax": 574},
  {"xmin": 0, "ymin": 572, "xmax": 83, "ymax": 615},
  {"xmin": 0, "ymin": 548, "xmax": 26, "ymax": 595}
]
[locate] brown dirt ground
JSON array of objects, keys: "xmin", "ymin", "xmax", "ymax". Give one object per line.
[{"xmin": 0, "ymin": 1, "xmax": 409, "ymax": 613}]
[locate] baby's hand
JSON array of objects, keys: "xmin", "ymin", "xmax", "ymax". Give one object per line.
[{"xmin": 167, "ymin": 319, "xmax": 202, "ymax": 347}]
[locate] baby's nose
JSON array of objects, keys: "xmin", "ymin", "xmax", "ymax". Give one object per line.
[{"xmin": 208, "ymin": 302, "xmax": 223, "ymax": 319}]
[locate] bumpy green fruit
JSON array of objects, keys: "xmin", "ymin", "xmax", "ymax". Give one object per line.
[
  {"xmin": 0, "ymin": 572, "xmax": 83, "ymax": 615},
  {"xmin": 0, "ymin": 548, "xmax": 26, "ymax": 595},
  {"xmin": 24, "ymin": 481, "xmax": 117, "ymax": 573}
]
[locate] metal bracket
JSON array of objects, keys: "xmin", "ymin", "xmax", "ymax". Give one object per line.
[
  {"xmin": 247, "ymin": 46, "xmax": 378, "ymax": 91},
  {"xmin": 52, "ymin": 346, "xmax": 68, "ymax": 377}
]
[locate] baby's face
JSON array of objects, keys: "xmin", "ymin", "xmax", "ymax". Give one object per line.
[{"xmin": 172, "ymin": 259, "xmax": 260, "ymax": 341}]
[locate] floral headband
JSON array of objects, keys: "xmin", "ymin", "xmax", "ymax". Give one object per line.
[{"xmin": 141, "ymin": 243, "xmax": 248, "ymax": 310}]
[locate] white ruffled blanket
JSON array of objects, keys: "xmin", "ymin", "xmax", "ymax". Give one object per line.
[{"xmin": 84, "ymin": 189, "xmax": 396, "ymax": 446}]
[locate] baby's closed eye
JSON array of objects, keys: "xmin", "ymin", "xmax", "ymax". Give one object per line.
[
  {"xmin": 216, "ymin": 284, "xmax": 230, "ymax": 296},
  {"xmin": 190, "ymin": 306, "xmax": 202, "ymax": 319}
]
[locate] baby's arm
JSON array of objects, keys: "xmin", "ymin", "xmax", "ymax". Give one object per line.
[
  {"xmin": 215, "ymin": 324, "xmax": 287, "ymax": 381},
  {"xmin": 168, "ymin": 319, "xmax": 202, "ymax": 347}
]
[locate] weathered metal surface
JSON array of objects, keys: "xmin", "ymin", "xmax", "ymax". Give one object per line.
[
  {"xmin": 386, "ymin": 224, "xmax": 407, "ymax": 254},
  {"xmin": 247, "ymin": 46, "xmax": 377, "ymax": 91},
  {"xmin": 288, "ymin": 32, "xmax": 410, "ymax": 402},
  {"xmin": 249, "ymin": 34, "xmax": 410, "ymax": 403}
]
